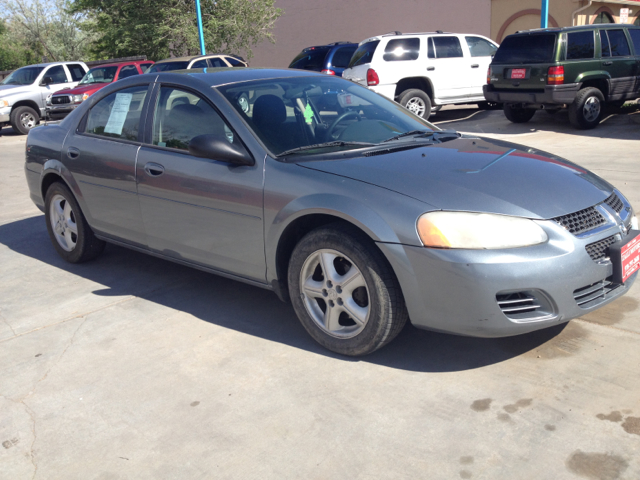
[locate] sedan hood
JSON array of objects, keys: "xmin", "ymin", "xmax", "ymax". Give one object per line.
[{"xmin": 299, "ymin": 136, "xmax": 614, "ymax": 219}]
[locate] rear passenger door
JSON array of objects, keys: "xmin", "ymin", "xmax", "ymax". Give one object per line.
[
  {"xmin": 425, "ymin": 36, "xmax": 470, "ymax": 100},
  {"xmin": 62, "ymin": 81, "xmax": 152, "ymax": 246},
  {"xmin": 599, "ymin": 29, "xmax": 636, "ymax": 100},
  {"xmin": 135, "ymin": 85, "xmax": 266, "ymax": 281}
]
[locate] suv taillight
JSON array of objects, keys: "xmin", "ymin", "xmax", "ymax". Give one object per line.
[
  {"xmin": 487, "ymin": 67, "xmax": 491, "ymax": 84},
  {"xmin": 321, "ymin": 69, "xmax": 336, "ymax": 75},
  {"xmin": 367, "ymin": 68, "xmax": 379, "ymax": 86},
  {"xmin": 547, "ymin": 66, "xmax": 564, "ymax": 85}
]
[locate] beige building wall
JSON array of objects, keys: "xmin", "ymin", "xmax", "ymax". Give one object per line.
[
  {"xmin": 249, "ymin": 0, "xmax": 492, "ymax": 68},
  {"xmin": 491, "ymin": 0, "xmax": 640, "ymax": 43}
]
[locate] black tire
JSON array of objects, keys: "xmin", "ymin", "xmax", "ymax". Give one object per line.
[
  {"xmin": 288, "ymin": 224, "xmax": 408, "ymax": 356},
  {"xmin": 568, "ymin": 87, "xmax": 604, "ymax": 129},
  {"xmin": 10, "ymin": 105, "xmax": 40, "ymax": 135},
  {"xmin": 44, "ymin": 182, "xmax": 105, "ymax": 263},
  {"xmin": 503, "ymin": 103, "xmax": 536, "ymax": 123},
  {"xmin": 398, "ymin": 89, "xmax": 432, "ymax": 120}
]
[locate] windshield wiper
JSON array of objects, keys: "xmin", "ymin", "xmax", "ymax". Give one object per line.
[
  {"xmin": 277, "ymin": 141, "xmax": 375, "ymax": 157},
  {"xmin": 381, "ymin": 130, "xmax": 434, "ymax": 143},
  {"xmin": 382, "ymin": 129, "xmax": 461, "ymax": 144}
]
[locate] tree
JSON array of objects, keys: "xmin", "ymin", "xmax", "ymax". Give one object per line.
[{"xmin": 69, "ymin": 0, "xmax": 282, "ymax": 61}]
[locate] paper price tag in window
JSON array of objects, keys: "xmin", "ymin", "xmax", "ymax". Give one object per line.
[{"xmin": 104, "ymin": 93, "xmax": 133, "ymax": 135}]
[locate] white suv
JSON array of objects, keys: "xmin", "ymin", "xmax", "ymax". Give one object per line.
[{"xmin": 342, "ymin": 31, "xmax": 498, "ymax": 120}]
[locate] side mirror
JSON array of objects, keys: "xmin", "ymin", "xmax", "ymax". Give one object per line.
[
  {"xmin": 41, "ymin": 76, "xmax": 54, "ymax": 86},
  {"xmin": 188, "ymin": 134, "xmax": 254, "ymax": 166}
]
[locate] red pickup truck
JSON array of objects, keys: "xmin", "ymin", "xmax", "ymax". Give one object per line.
[{"xmin": 46, "ymin": 60, "xmax": 154, "ymax": 119}]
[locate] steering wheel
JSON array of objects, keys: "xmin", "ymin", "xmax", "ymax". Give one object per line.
[{"xmin": 327, "ymin": 111, "xmax": 361, "ymax": 139}]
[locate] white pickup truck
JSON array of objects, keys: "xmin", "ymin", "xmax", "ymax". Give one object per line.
[
  {"xmin": 342, "ymin": 32, "xmax": 498, "ymax": 120},
  {"xmin": 0, "ymin": 61, "xmax": 88, "ymax": 134}
]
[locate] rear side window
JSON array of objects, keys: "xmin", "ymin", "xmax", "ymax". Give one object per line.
[
  {"xmin": 118, "ymin": 65, "xmax": 139, "ymax": 79},
  {"xmin": 85, "ymin": 85, "xmax": 148, "ymax": 141},
  {"xmin": 492, "ymin": 34, "xmax": 556, "ymax": 63},
  {"xmin": 432, "ymin": 37, "xmax": 463, "ymax": 58},
  {"xmin": 226, "ymin": 56, "xmax": 246, "ymax": 67},
  {"xmin": 191, "ymin": 59, "xmax": 208, "ymax": 68},
  {"xmin": 331, "ymin": 46, "xmax": 357, "ymax": 68},
  {"xmin": 289, "ymin": 47, "xmax": 330, "ymax": 70},
  {"xmin": 348, "ymin": 41, "xmax": 380, "ymax": 67},
  {"xmin": 607, "ymin": 30, "xmax": 631, "ymax": 56},
  {"xmin": 465, "ymin": 37, "xmax": 497, "ymax": 57},
  {"xmin": 566, "ymin": 31, "xmax": 595, "ymax": 60},
  {"xmin": 629, "ymin": 29, "xmax": 640, "ymax": 55},
  {"xmin": 383, "ymin": 38, "xmax": 420, "ymax": 61},
  {"xmin": 209, "ymin": 57, "xmax": 228, "ymax": 67},
  {"xmin": 67, "ymin": 64, "xmax": 86, "ymax": 81}
]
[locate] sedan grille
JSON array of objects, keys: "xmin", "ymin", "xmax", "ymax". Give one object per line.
[
  {"xmin": 604, "ymin": 192, "xmax": 623, "ymax": 214},
  {"xmin": 552, "ymin": 206, "xmax": 606, "ymax": 235},
  {"xmin": 51, "ymin": 96, "xmax": 71, "ymax": 105},
  {"xmin": 496, "ymin": 292, "xmax": 541, "ymax": 316},
  {"xmin": 573, "ymin": 277, "xmax": 621, "ymax": 308},
  {"xmin": 585, "ymin": 235, "xmax": 617, "ymax": 262}
]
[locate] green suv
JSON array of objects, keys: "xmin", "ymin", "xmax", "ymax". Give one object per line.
[{"xmin": 484, "ymin": 25, "xmax": 640, "ymax": 129}]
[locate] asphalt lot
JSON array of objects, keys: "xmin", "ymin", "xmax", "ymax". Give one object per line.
[{"xmin": 1, "ymin": 106, "xmax": 639, "ymax": 479}]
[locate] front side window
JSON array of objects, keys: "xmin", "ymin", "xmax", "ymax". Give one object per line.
[
  {"xmin": 217, "ymin": 76, "xmax": 436, "ymax": 156},
  {"xmin": 465, "ymin": 36, "xmax": 498, "ymax": 57},
  {"xmin": 348, "ymin": 41, "xmax": 380, "ymax": 67},
  {"xmin": 44, "ymin": 65, "xmax": 69, "ymax": 84},
  {"xmin": 67, "ymin": 64, "xmax": 86, "ymax": 82},
  {"xmin": 432, "ymin": 37, "xmax": 463, "ymax": 58},
  {"xmin": 566, "ymin": 31, "xmax": 595, "ymax": 60},
  {"xmin": 85, "ymin": 85, "xmax": 148, "ymax": 141},
  {"xmin": 152, "ymin": 87, "xmax": 234, "ymax": 150},
  {"xmin": 0, "ymin": 66, "xmax": 44, "ymax": 85},
  {"xmin": 607, "ymin": 29, "xmax": 631, "ymax": 56},
  {"xmin": 118, "ymin": 65, "xmax": 140, "ymax": 79},
  {"xmin": 383, "ymin": 38, "xmax": 420, "ymax": 62}
]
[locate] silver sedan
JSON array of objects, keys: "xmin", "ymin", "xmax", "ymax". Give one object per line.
[{"xmin": 24, "ymin": 68, "xmax": 639, "ymax": 355}]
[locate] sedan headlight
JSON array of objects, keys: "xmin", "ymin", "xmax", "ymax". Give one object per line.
[
  {"xmin": 0, "ymin": 99, "xmax": 10, "ymax": 108},
  {"xmin": 417, "ymin": 211, "xmax": 548, "ymax": 249}
]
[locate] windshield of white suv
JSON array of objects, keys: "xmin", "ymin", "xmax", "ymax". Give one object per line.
[
  {"xmin": 1, "ymin": 66, "xmax": 45, "ymax": 85},
  {"xmin": 493, "ymin": 34, "xmax": 557, "ymax": 64},
  {"xmin": 348, "ymin": 41, "xmax": 380, "ymax": 67},
  {"xmin": 217, "ymin": 76, "xmax": 437, "ymax": 156},
  {"xmin": 79, "ymin": 66, "xmax": 118, "ymax": 85}
]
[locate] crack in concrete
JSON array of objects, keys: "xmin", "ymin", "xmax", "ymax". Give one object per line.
[
  {"xmin": 0, "ymin": 393, "xmax": 38, "ymax": 478},
  {"xmin": 0, "ymin": 308, "xmax": 17, "ymax": 337}
]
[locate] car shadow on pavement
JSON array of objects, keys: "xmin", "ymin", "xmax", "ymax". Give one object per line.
[
  {"xmin": 433, "ymin": 104, "xmax": 640, "ymax": 141},
  {"xmin": 1, "ymin": 215, "xmax": 568, "ymax": 373}
]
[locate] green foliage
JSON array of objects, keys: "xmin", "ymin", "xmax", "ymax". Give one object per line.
[{"xmin": 69, "ymin": 0, "xmax": 282, "ymax": 61}]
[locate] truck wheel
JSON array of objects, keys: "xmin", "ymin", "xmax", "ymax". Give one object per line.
[
  {"xmin": 568, "ymin": 87, "xmax": 604, "ymax": 129},
  {"xmin": 10, "ymin": 106, "xmax": 40, "ymax": 135},
  {"xmin": 503, "ymin": 103, "xmax": 536, "ymax": 123},
  {"xmin": 399, "ymin": 89, "xmax": 432, "ymax": 120}
]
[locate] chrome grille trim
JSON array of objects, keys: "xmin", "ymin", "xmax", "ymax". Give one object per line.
[
  {"xmin": 573, "ymin": 277, "xmax": 622, "ymax": 309},
  {"xmin": 604, "ymin": 192, "xmax": 623, "ymax": 214},
  {"xmin": 585, "ymin": 235, "xmax": 617, "ymax": 262},
  {"xmin": 552, "ymin": 206, "xmax": 607, "ymax": 235}
]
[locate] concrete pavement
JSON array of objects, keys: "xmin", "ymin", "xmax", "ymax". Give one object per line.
[{"xmin": 1, "ymin": 109, "xmax": 639, "ymax": 479}]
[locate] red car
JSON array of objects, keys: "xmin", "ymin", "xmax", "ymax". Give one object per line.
[{"xmin": 46, "ymin": 60, "xmax": 154, "ymax": 119}]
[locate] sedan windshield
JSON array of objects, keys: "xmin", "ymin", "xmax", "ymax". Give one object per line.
[
  {"xmin": 79, "ymin": 66, "xmax": 118, "ymax": 85},
  {"xmin": 1, "ymin": 67, "xmax": 45, "ymax": 85},
  {"xmin": 217, "ymin": 76, "xmax": 436, "ymax": 156},
  {"xmin": 147, "ymin": 62, "xmax": 190, "ymax": 73}
]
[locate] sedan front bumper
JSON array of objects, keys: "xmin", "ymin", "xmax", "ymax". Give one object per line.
[{"xmin": 379, "ymin": 220, "xmax": 637, "ymax": 337}]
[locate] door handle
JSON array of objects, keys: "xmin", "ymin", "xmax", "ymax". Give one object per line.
[
  {"xmin": 427, "ymin": 66, "xmax": 435, "ymax": 71},
  {"xmin": 602, "ymin": 61, "xmax": 613, "ymax": 66},
  {"xmin": 471, "ymin": 64, "xmax": 480, "ymax": 68},
  {"xmin": 144, "ymin": 163, "xmax": 165, "ymax": 176},
  {"xmin": 67, "ymin": 147, "xmax": 80, "ymax": 159}
]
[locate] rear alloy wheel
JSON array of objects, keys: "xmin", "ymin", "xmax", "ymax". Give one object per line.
[
  {"xmin": 503, "ymin": 103, "xmax": 536, "ymax": 123},
  {"xmin": 44, "ymin": 182, "xmax": 105, "ymax": 263},
  {"xmin": 288, "ymin": 225, "xmax": 407, "ymax": 356},
  {"xmin": 568, "ymin": 87, "xmax": 604, "ymax": 129},
  {"xmin": 399, "ymin": 89, "xmax": 432, "ymax": 120},
  {"xmin": 10, "ymin": 106, "xmax": 40, "ymax": 135}
]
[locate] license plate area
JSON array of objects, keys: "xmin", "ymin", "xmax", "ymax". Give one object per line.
[
  {"xmin": 509, "ymin": 68, "xmax": 528, "ymax": 80},
  {"xmin": 610, "ymin": 230, "xmax": 640, "ymax": 284}
]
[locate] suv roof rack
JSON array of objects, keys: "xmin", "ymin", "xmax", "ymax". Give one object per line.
[
  {"xmin": 327, "ymin": 41, "xmax": 352, "ymax": 45},
  {"xmin": 382, "ymin": 31, "xmax": 403, "ymax": 36}
]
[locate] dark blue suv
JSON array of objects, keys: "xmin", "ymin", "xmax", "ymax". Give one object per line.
[{"xmin": 288, "ymin": 42, "xmax": 358, "ymax": 77}]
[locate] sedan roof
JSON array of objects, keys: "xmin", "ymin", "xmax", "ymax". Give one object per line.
[{"xmin": 164, "ymin": 67, "xmax": 326, "ymax": 87}]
